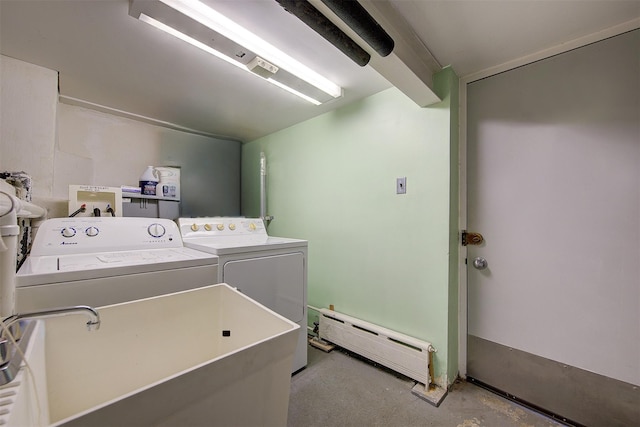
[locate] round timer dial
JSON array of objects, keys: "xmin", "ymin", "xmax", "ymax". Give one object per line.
[{"xmin": 147, "ymin": 223, "xmax": 166, "ymax": 238}]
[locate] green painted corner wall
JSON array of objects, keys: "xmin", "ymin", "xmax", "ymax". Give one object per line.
[
  {"xmin": 242, "ymin": 68, "xmax": 459, "ymax": 386},
  {"xmin": 436, "ymin": 67, "xmax": 461, "ymax": 385}
]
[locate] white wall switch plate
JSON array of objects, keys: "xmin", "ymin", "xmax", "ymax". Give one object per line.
[{"xmin": 396, "ymin": 177, "xmax": 407, "ymax": 194}]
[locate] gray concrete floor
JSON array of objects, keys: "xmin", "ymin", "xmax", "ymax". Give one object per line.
[{"xmin": 288, "ymin": 345, "xmax": 564, "ymax": 427}]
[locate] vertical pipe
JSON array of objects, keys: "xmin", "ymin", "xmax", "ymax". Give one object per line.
[
  {"xmin": 0, "ymin": 193, "xmax": 19, "ymax": 318},
  {"xmin": 260, "ymin": 152, "xmax": 268, "ymax": 222},
  {"xmin": 0, "ymin": 236, "xmax": 18, "ymax": 318},
  {"xmin": 0, "ymin": 192, "xmax": 45, "ymax": 318}
]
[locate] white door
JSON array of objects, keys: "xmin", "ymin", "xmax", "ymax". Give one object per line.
[{"xmin": 466, "ymin": 30, "xmax": 639, "ymax": 426}]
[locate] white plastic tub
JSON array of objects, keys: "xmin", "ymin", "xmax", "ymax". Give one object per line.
[{"xmin": 5, "ymin": 283, "xmax": 299, "ymax": 426}]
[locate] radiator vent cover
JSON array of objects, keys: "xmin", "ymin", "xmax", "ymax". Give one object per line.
[{"xmin": 319, "ymin": 309, "xmax": 435, "ymax": 385}]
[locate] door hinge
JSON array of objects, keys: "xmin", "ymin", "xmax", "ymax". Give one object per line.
[{"xmin": 462, "ymin": 230, "xmax": 484, "ymax": 246}]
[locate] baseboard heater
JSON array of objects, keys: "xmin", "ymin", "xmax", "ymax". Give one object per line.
[{"xmin": 318, "ymin": 309, "xmax": 436, "ymax": 386}]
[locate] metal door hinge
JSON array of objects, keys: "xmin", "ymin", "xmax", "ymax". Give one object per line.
[{"xmin": 462, "ymin": 230, "xmax": 484, "ymax": 246}]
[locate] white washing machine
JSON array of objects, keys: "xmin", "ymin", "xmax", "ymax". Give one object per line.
[
  {"xmin": 178, "ymin": 217, "xmax": 307, "ymax": 373},
  {"xmin": 16, "ymin": 217, "xmax": 219, "ymax": 312}
]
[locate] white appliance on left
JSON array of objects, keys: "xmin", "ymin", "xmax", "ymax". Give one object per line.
[
  {"xmin": 16, "ymin": 217, "xmax": 219, "ymax": 311},
  {"xmin": 0, "ymin": 180, "xmax": 47, "ymax": 317}
]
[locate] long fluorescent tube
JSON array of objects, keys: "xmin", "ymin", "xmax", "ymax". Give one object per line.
[
  {"xmin": 139, "ymin": 14, "xmax": 242, "ymax": 69},
  {"xmin": 268, "ymin": 80, "xmax": 322, "ymax": 106},
  {"xmin": 158, "ymin": 0, "xmax": 342, "ymax": 99},
  {"xmin": 139, "ymin": 14, "xmax": 323, "ymax": 105}
]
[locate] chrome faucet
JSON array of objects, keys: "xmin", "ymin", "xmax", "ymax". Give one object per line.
[
  {"xmin": 0, "ymin": 305, "xmax": 101, "ymax": 386},
  {"xmin": 1, "ymin": 305, "xmax": 101, "ymax": 336}
]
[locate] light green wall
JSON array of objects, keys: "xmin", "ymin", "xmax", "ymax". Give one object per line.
[
  {"xmin": 439, "ymin": 68, "xmax": 460, "ymax": 385},
  {"xmin": 242, "ymin": 68, "xmax": 459, "ymax": 386}
]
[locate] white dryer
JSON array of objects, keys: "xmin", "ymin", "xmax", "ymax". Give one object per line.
[
  {"xmin": 16, "ymin": 217, "xmax": 219, "ymax": 311},
  {"xmin": 178, "ymin": 217, "xmax": 307, "ymax": 373}
]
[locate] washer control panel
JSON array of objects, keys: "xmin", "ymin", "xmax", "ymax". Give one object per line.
[
  {"xmin": 178, "ymin": 217, "xmax": 266, "ymax": 239},
  {"xmin": 31, "ymin": 217, "xmax": 182, "ymax": 256}
]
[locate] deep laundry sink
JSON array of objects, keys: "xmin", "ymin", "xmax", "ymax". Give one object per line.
[{"xmin": 0, "ymin": 283, "xmax": 299, "ymax": 426}]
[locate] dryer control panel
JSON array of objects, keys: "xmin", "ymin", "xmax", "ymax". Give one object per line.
[
  {"xmin": 30, "ymin": 217, "xmax": 183, "ymax": 256},
  {"xmin": 178, "ymin": 217, "xmax": 266, "ymax": 239}
]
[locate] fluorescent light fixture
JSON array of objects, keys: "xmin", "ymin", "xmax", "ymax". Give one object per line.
[
  {"xmin": 134, "ymin": 0, "xmax": 342, "ymax": 104},
  {"xmin": 139, "ymin": 14, "xmax": 324, "ymax": 105},
  {"xmin": 268, "ymin": 79, "xmax": 322, "ymax": 106},
  {"xmin": 139, "ymin": 14, "xmax": 242, "ymax": 69},
  {"xmin": 160, "ymin": 0, "xmax": 342, "ymax": 98}
]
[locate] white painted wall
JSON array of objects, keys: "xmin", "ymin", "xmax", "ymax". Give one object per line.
[
  {"xmin": 0, "ymin": 55, "xmax": 57, "ymax": 198},
  {"xmin": 1, "ymin": 55, "xmax": 241, "ymax": 217},
  {"xmin": 56, "ymin": 104, "xmax": 242, "ymax": 216}
]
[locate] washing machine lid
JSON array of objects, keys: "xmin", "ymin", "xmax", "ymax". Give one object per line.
[
  {"xmin": 17, "ymin": 247, "xmax": 218, "ymax": 287},
  {"xmin": 178, "ymin": 217, "xmax": 307, "ymax": 255},
  {"xmin": 183, "ymin": 236, "xmax": 307, "ymax": 255}
]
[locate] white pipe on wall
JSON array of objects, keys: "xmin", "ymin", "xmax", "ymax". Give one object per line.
[
  {"xmin": 259, "ymin": 152, "xmax": 273, "ymax": 225},
  {"xmin": 0, "ymin": 192, "xmax": 21, "ymax": 318},
  {"xmin": 0, "ymin": 191, "xmax": 46, "ymax": 317},
  {"xmin": 16, "ymin": 201, "xmax": 46, "ymax": 219},
  {"xmin": 0, "ymin": 181, "xmax": 45, "ymax": 220},
  {"xmin": 260, "ymin": 152, "xmax": 266, "ymax": 219}
]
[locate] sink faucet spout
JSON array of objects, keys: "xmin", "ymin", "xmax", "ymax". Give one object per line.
[
  {"xmin": 1, "ymin": 305, "xmax": 101, "ymax": 339},
  {"xmin": 0, "ymin": 305, "xmax": 100, "ymax": 387}
]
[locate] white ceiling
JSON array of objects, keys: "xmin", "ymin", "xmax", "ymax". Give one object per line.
[{"xmin": 1, "ymin": 0, "xmax": 638, "ymax": 142}]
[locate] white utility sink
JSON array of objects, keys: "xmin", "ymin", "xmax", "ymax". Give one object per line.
[{"xmin": 1, "ymin": 283, "xmax": 299, "ymax": 426}]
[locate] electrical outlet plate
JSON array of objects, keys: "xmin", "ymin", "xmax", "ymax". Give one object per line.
[{"xmin": 396, "ymin": 177, "xmax": 407, "ymax": 194}]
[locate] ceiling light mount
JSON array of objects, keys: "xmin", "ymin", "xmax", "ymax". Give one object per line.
[{"xmin": 248, "ymin": 56, "xmax": 279, "ymax": 78}]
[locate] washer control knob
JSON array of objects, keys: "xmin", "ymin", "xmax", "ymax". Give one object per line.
[
  {"xmin": 204, "ymin": 224, "xmax": 212, "ymax": 231},
  {"xmin": 190, "ymin": 223, "xmax": 199, "ymax": 231},
  {"xmin": 229, "ymin": 223, "xmax": 236, "ymax": 231},
  {"xmin": 217, "ymin": 224, "xmax": 224, "ymax": 231},
  {"xmin": 61, "ymin": 227, "xmax": 76, "ymax": 238},
  {"xmin": 85, "ymin": 226, "xmax": 99, "ymax": 237},
  {"xmin": 249, "ymin": 223, "xmax": 256, "ymax": 231},
  {"xmin": 148, "ymin": 223, "xmax": 166, "ymax": 238}
]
